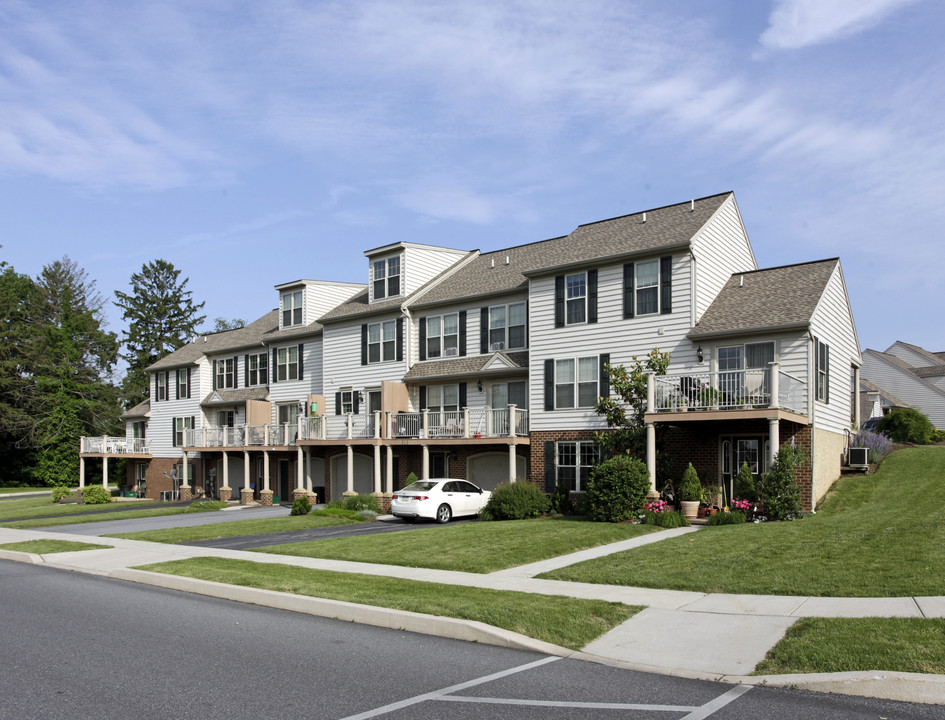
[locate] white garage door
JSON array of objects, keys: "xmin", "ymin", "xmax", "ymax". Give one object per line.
[
  {"xmin": 467, "ymin": 452, "xmax": 527, "ymax": 492},
  {"xmin": 330, "ymin": 453, "xmax": 374, "ymax": 499}
]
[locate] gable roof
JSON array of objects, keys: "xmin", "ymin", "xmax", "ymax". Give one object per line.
[
  {"xmin": 148, "ymin": 310, "xmax": 279, "ymax": 371},
  {"xmin": 119, "ymin": 399, "xmax": 150, "ymax": 420},
  {"xmin": 887, "ymin": 341, "xmax": 945, "ymax": 368},
  {"xmin": 689, "ymin": 259, "xmax": 839, "ymax": 340},
  {"xmin": 403, "ymin": 351, "xmax": 528, "ymax": 382}
]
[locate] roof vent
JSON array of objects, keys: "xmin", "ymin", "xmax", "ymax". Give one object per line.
[
  {"xmin": 739, "ymin": 275, "xmax": 744, "ymax": 287},
  {"xmin": 690, "ymin": 199, "xmax": 694, "ymax": 212},
  {"xmin": 491, "ymin": 258, "xmax": 495, "ymax": 268},
  {"xmin": 505, "ymin": 255, "xmax": 510, "ymax": 265},
  {"xmin": 642, "ymin": 212, "xmax": 647, "ymax": 223}
]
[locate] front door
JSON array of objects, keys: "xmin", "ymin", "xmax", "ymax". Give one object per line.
[
  {"xmin": 278, "ymin": 459, "xmax": 290, "ymax": 503},
  {"xmin": 720, "ymin": 435, "xmax": 768, "ymax": 501}
]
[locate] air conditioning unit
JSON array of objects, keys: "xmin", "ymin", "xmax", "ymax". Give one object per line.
[
  {"xmin": 490, "ymin": 341, "xmax": 506, "ymax": 351},
  {"xmin": 444, "ymin": 347, "xmax": 458, "ymax": 356},
  {"xmin": 848, "ymin": 447, "xmax": 869, "ymax": 468}
]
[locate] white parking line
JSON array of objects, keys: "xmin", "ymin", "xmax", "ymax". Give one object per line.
[{"xmin": 337, "ymin": 655, "xmax": 753, "ymax": 720}]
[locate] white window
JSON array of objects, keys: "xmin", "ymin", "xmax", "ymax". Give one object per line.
[
  {"xmin": 278, "ymin": 403, "xmax": 299, "ymax": 426},
  {"xmin": 177, "ymin": 368, "xmax": 190, "ymax": 399},
  {"xmin": 490, "ymin": 381, "xmax": 526, "ymax": 408},
  {"xmin": 815, "ymin": 337, "xmax": 830, "ymax": 402},
  {"xmin": 565, "ymin": 273, "xmax": 586, "ymax": 324},
  {"xmin": 339, "ymin": 388, "xmax": 354, "ymax": 414},
  {"xmin": 173, "ymin": 417, "xmax": 193, "ymax": 447},
  {"xmin": 368, "ymin": 320, "xmax": 397, "ymax": 363},
  {"xmin": 281, "ymin": 290, "xmax": 303, "ymax": 327},
  {"xmin": 372, "ymin": 256, "xmax": 401, "ymax": 300},
  {"xmin": 557, "ymin": 441, "xmax": 599, "ymax": 492},
  {"xmin": 215, "ymin": 358, "xmax": 235, "ymax": 389},
  {"xmin": 427, "ymin": 385, "xmax": 459, "ymax": 412},
  {"xmin": 489, "ymin": 302, "xmax": 526, "ymax": 351},
  {"xmin": 132, "ymin": 421, "xmax": 146, "ymax": 439},
  {"xmin": 555, "ymin": 357, "xmax": 598, "ymax": 409},
  {"xmin": 277, "ymin": 347, "xmax": 299, "ymax": 381},
  {"xmin": 156, "ymin": 372, "xmax": 167, "ymax": 401},
  {"xmin": 217, "ymin": 410, "xmax": 235, "ymax": 427},
  {"xmin": 635, "ymin": 260, "xmax": 659, "ymax": 316},
  {"xmin": 247, "ymin": 352, "xmax": 268, "ymax": 386},
  {"xmin": 425, "ymin": 313, "xmax": 458, "ymax": 358}
]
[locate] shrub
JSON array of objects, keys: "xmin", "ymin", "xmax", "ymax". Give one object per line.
[
  {"xmin": 706, "ymin": 510, "xmax": 747, "ymax": 526},
  {"xmin": 356, "ymin": 510, "xmax": 378, "ymax": 519},
  {"xmin": 852, "ymin": 428, "xmax": 893, "ymax": 463},
  {"xmin": 550, "ymin": 478, "xmax": 574, "ymax": 515},
  {"xmin": 677, "ymin": 463, "xmax": 702, "ymax": 502},
  {"xmin": 933, "ymin": 429, "xmax": 945, "ymax": 443},
  {"xmin": 876, "ymin": 407, "xmax": 935, "ymax": 444},
  {"xmin": 51, "ymin": 485, "xmax": 74, "ymax": 503},
  {"xmin": 641, "ymin": 510, "xmax": 689, "ymax": 528},
  {"xmin": 756, "ymin": 445, "xmax": 804, "ymax": 521},
  {"xmin": 185, "ymin": 500, "xmax": 228, "ymax": 513},
  {"xmin": 81, "ymin": 485, "xmax": 112, "ymax": 505},
  {"xmin": 311, "ymin": 508, "xmax": 364, "ymax": 521},
  {"xmin": 403, "ymin": 471, "xmax": 419, "ymax": 487},
  {"xmin": 585, "ymin": 455, "xmax": 650, "ymax": 523},
  {"xmin": 290, "ymin": 496, "xmax": 312, "ymax": 516},
  {"xmin": 480, "ymin": 481, "xmax": 550, "ymax": 521},
  {"xmin": 734, "ymin": 462, "xmax": 756, "ymax": 503}
]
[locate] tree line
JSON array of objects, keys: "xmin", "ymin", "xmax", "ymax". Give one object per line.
[{"xmin": 0, "ymin": 251, "xmax": 235, "ymax": 487}]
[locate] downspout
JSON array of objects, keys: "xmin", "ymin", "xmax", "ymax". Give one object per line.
[{"xmin": 808, "ymin": 332, "xmax": 816, "ymax": 512}]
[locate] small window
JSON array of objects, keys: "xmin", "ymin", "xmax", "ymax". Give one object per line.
[
  {"xmin": 488, "ymin": 302, "xmax": 526, "ymax": 350},
  {"xmin": 173, "ymin": 417, "xmax": 193, "ymax": 447},
  {"xmin": 156, "ymin": 372, "xmax": 167, "ymax": 401},
  {"xmin": 815, "ymin": 337, "xmax": 830, "ymax": 402},
  {"xmin": 555, "ymin": 356, "xmax": 598, "ymax": 409},
  {"xmin": 277, "ymin": 347, "xmax": 299, "ymax": 381},
  {"xmin": 339, "ymin": 389, "xmax": 354, "ymax": 415},
  {"xmin": 282, "ymin": 290, "xmax": 303, "ymax": 327},
  {"xmin": 635, "ymin": 260, "xmax": 659, "ymax": 316},
  {"xmin": 247, "ymin": 352, "xmax": 268, "ymax": 386},
  {"xmin": 215, "ymin": 358, "xmax": 235, "ymax": 389},
  {"xmin": 425, "ymin": 313, "xmax": 459, "ymax": 358},
  {"xmin": 177, "ymin": 368, "xmax": 190, "ymax": 399},
  {"xmin": 427, "ymin": 384, "xmax": 459, "ymax": 412},
  {"xmin": 368, "ymin": 320, "xmax": 397, "ymax": 363},
  {"xmin": 565, "ymin": 273, "xmax": 586, "ymax": 324},
  {"xmin": 556, "ymin": 441, "xmax": 598, "ymax": 492},
  {"xmin": 373, "ymin": 257, "xmax": 401, "ymax": 300}
]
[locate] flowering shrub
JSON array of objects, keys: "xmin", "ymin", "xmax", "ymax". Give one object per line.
[
  {"xmin": 645, "ymin": 499, "xmax": 670, "ymax": 514},
  {"xmin": 852, "ymin": 428, "xmax": 893, "ymax": 463},
  {"xmin": 731, "ymin": 499, "xmax": 752, "ymax": 513}
]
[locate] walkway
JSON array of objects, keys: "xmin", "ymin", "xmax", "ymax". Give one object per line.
[{"xmin": 1, "ymin": 524, "xmax": 943, "ymax": 705}]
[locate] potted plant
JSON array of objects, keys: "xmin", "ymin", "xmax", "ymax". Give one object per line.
[{"xmin": 677, "ymin": 463, "xmax": 702, "ymax": 519}]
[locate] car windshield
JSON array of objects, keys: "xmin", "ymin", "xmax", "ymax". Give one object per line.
[{"xmin": 400, "ymin": 481, "xmax": 439, "ymax": 492}]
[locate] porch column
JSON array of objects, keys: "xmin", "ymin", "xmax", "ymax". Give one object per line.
[
  {"xmin": 373, "ymin": 444, "xmax": 382, "ymax": 494},
  {"xmin": 346, "ymin": 446, "xmax": 354, "ymax": 494},
  {"xmin": 421, "ymin": 444, "xmax": 430, "ymax": 480},
  {"xmin": 241, "ymin": 450, "xmax": 253, "ymax": 505},
  {"xmin": 769, "ymin": 361, "xmax": 780, "ymax": 409},
  {"xmin": 221, "ymin": 451, "xmax": 229, "ymax": 499},
  {"xmin": 79, "ymin": 457, "xmax": 86, "ymax": 490},
  {"xmin": 646, "ymin": 421, "xmax": 656, "ymax": 493},
  {"xmin": 508, "ymin": 445, "xmax": 517, "ymax": 483},
  {"xmin": 102, "ymin": 455, "xmax": 109, "ymax": 488},
  {"xmin": 263, "ymin": 451, "xmax": 270, "ymax": 491},
  {"xmin": 296, "ymin": 446, "xmax": 304, "ymax": 491},
  {"xmin": 305, "ymin": 447, "xmax": 312, "ymax": 493},
  {"xmin": 853, "ymin": 365, "xmax": 861, "ymax": 428},
  {"xmin": 180, "ymin": 452, "xmax": 191, "ymax": 501},
  {"xmin": 768, "ymin": 418, "xmax": 779, "ymax": 469},
  {"xmin": 385, "ymin": 446, "xmax": 394, "ymax": 493}
]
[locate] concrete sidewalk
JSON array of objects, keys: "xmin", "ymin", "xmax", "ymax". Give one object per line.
[{"xmin": 1, "ymin": 525, "xmax": 943, "ymax": 705}]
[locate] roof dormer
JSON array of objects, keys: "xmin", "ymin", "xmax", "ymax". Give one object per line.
[{"xmin": 369, "ymin": 252, "xmax": 402, "ymax": 303}]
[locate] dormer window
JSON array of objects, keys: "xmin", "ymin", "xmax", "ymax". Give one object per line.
[
  {"xmin": 373, "ymin": 256, "xmax": 401, "ymax": 300},
  {"xmin": 282, "ymin": 290, "xmax": 303, "ymax": 327}
]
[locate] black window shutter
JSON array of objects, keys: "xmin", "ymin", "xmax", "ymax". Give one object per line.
[
  {"xmin": 361, "ymin": 324, "xmax": 368, "ymax": 365},
  {"xmin": 212, "ymin": 363, "xmax": 217, "ymax": 391},
  {"xmin": 544, "ymin": 359, "xmax": 555, "ymax": 411},
  {"xmin": 335, "ymin": 392, "xmax": 342, "ymax": 415},
  {"xmin": 244, "ymin": 354, "xmax": 249, "ymax": 387},
  {"xmin": 297, "ymin": 344, "xmax": 304, "ymax": 380},
  {"xmin": 174, "ymin": 370, "xmax": 179, "ymax": 399},
  {"xmin": 623, "ymin": 263, "xmax": 635, "ymax": 318},
  {"xmin": 459, "ymin": 382, "xmax": 467, "ymax": 408},
  {"xmin": 396, "ymin": 317, "xmax": 404, "ymax": 361},
  {"xmin": 825, "ymin": 345, "xmax": 830, "ymax": 404},
  {"xmin": 185, "ymin": 368, "xmax": 190, "ymax": 398},
  {"xmin": 419, "ymin": 386, "xmax": 427, "ymax": 410},
  {"xmin": 544, "ymin": 441, "xmax": 556, "ymax": 492},
  {"xmin": 599, "ymin": 353, "xmax": 610, "ymax": 400},
  {"xmin": 660, "ymin": 256, "xmax": 672, "ymax": 315},
  {"xmin": 459, "ymin": 311, "xmax": 467, "ymax": 356},
  {"xmin": 271, "ymin": 349, "xmax": 278, "ymax": 383},
  {"xmin": 171, "ymin": 418, "xmax": 175, "ymax": 447},
  {"xmin": 419, "ymin": 318, "xmax": 426, "ymax": 361},
  {"xmin": 554, "ymin": 275, "xmax": 565, "ymax": 328},
  {"xmin": 352, "ymin": 391, "xmax": 359, "ymax": 414},
  {"xmin": 480, "ymin": 307, "xmax": 488, "ymax": 353},
  {"xmin": 233, "ymin": 356, "xmax": 239, "ymax": 388},
  {"xmin": 525, "ymin": 302, "xmax": 529, "ymax": 348},
  {"xmin": 588, "ymin": 269, "xmax": 598, "ymax": 324}
]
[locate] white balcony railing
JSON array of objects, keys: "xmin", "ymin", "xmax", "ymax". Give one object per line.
[
  {"xmin": 649, "ymin": 364, "xmax": 806, "ymax": 414},
  {"xmin": 80, "ymin": 436, "xmax": 150, "ymax": 454}
]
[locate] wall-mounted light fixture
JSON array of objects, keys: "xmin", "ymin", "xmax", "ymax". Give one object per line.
[
  {"xmin": 696, "ymin": 346, "xmax": 704, "ymax": 364},
  {"xmin": 358, "ymin": 391, "xmax": 365, "ymax": 404},
  {"xmin": 477, "ymin": 379, "xmax": 483, "ymax": 392}
]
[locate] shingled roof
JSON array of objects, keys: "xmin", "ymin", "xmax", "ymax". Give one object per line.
[
  {"xmin": 403, "ymin": 351, "xmax": 528, "ymax": 382},
  {"xmin": 689, "ymin": 259, "xmax": 839, "ymax": 340},
  {"xmin": 201, "ymin": 388, "xmax": 270, "ymax": 407},
  {"xmin": 148, "ymin": 310, "xmax": 279, "ymax": 371},
  {"xmin": 119, "ymin": 399, "xmax": 150, "ymax": 420}
]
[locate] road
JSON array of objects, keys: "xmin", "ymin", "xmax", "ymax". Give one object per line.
[{"xmin": 2, "ymin": 560, "xmax": 939, "ymax": 719}]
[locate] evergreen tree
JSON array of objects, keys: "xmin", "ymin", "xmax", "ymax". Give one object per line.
[{"xmin": 114, "ymin": 259, "xmax": 206, "ymax": 406}]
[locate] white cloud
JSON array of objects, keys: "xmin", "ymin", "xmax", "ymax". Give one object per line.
[{"xmin": 760, "ymin": 0, "xmax": 927, "ymax": 50}]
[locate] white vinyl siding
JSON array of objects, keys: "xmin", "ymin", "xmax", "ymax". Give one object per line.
[
  {"xmin": 861, "ymin": 351, "xmax": 945, "ymax": 430},
  {"xmin": 268, "ymin": 338, "xmax": 321, "ymax": 423},
  {"xmin": 147, "ymin": 360, "xmax": 205, "ymax": 458},
  {"xmin": 323, "ymin": 319, "xmax": 407, "ymax": 415}
]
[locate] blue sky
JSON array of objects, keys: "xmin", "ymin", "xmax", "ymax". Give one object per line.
[{"xmin": 1, "ymin": 0, "xmax": 943, "ymax": 356}]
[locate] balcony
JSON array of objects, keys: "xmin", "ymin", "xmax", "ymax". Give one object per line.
[
  {"xmin": 80, "ymin": 436, "xmax": 150, "ymax": 455},
  {"xmin": 184, "ymin": 424, "xmax": 299, "ymax": 448},
  {"xmin": 647, "ymin": 364, "xmax": 807, "ymax": 417},
  {"xmin": 299, "ymin": 406, "xmax": 529, "ymax": 441}
]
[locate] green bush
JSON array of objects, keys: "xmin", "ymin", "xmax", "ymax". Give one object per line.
[
  {"xmin": 757, "ymin": 445, "xmax": 804, "ymax": 521},
  {"xmin": 877, "ymin": 408, "xmax": 935, "ymax": 444},
  {"xmin": 550, "ymin": 478, "xmax": 574, "ymax": 515},
  {"xmin": 734, "ymin": 462, "xmax": 757, "ymax": 502},
  {"xmin": 290, "ymin": 496, "xmax": 312, "ymax": 516},
  {"xmin": 585, "ymin": 455, "xmax": 650, "ymax": 523},
  {"xmin": 81, "ymin": 485, "xmax": 112, "ymax": 505},
  {"xmin": 677, "ymin": 463, "xmax": 702, "ymax": 502},
  {"xmin": 51, "ymin": 485, "xmax": 74, "ymax": 503},
  {"xmin": 403, "ymin": 471, "xmax": 419, "ymax": 487},
  {"xmin": 641, "ymin": 510, "xmax": 689, "ymax": 528},
  {"xmin": 706, "ymin": 510, "xmax": 747, "ymax": 526},
  {"xmin": 480, "ymin": 481, "xmax": 550, "ymax": 521},
  {"xmin": 311, "ymin": 507, "xmax": 364, "ymax": 520},
  {"xmin": 932, "ymin": 428, "xmax": 945, "ymax": 443},
  {"xmin": 185, "ymin": 500, "xmax": 228, "ymax": 513},
  {"xmin": 326, "ymin": 493, "xmax": 381, "ymax": 513}
]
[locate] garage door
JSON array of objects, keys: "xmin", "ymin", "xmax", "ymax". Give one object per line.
[
  {"xmin": 467, "ymin": 452, "xmax": 527, "ymax": 492},
  {"xmin": 330, "ymin": 453, "xmax": 374, "ymax": 499}
]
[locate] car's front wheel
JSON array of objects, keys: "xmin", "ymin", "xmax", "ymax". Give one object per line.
[{"xmin": 435, "ymin": 504, "xmax": 452, "ymax": 524}]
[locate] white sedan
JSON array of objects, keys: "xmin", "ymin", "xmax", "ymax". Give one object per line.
[{"xmin": 390, "ymin": 479, "xmax": 491, "ymax": 523}]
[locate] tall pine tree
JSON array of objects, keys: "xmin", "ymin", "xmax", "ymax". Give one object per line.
[{"xmin": 114, "ymin": 259, "xmax": 206, "ymax": 407}]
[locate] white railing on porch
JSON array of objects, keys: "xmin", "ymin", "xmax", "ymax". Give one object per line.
[
  {"xmin": 80, "ymin": 436, "xmax": 150, "ymax": 454},
  {"xmin": 649, "ymin": 363, "xmax": 806, "ymax": 414}
]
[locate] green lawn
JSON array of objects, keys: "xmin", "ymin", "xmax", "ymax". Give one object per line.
[
  {"xmin": 138, "ymin": 556, "xmax": 640, "ymax": 650},
  {"xmin": 0, "ymin": 495, "xmax": 166, "ymax": 523},
  {"xmin": 0, "ymin": 539, "xmax": 110, "ymax": 554},
  {"xmin": 108, "ymin": 514, "xmax": 360, "ymax": 543},
  {"xmin": 254, "ymin": 516, "xmax": 657, "ymax": 573},
  {"xmin": 0, "ymin": 487, "xmax": 51, "ymax": 495},
  {"xmin": 2, "ymin": 505, "xmax": 194, "ymax": 529},
  {"xmin": 756, "ymin": 618, "xmax": 945, "ymax": 675},
  {"xmin": 540, "ymin": 446, "xmax": 945, "ymax": 597}
]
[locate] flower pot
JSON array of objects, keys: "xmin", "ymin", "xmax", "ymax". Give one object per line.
[{"xmin": 680, "ymin": 500, "xmax": 700, "ymax": 519}]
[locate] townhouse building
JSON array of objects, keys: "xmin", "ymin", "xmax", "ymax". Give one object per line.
[{"xmin": 79, "ymin": 192, "xmax": 861, "ymax": 512}]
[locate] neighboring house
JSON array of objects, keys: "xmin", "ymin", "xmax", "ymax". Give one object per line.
[
  {"xmin": 79, "ymin": 191, "xmax": 862, "ymax": 512},
  {"xmin": 860, "ymin": 341, "xmax": 945, "ymax": 430}
]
